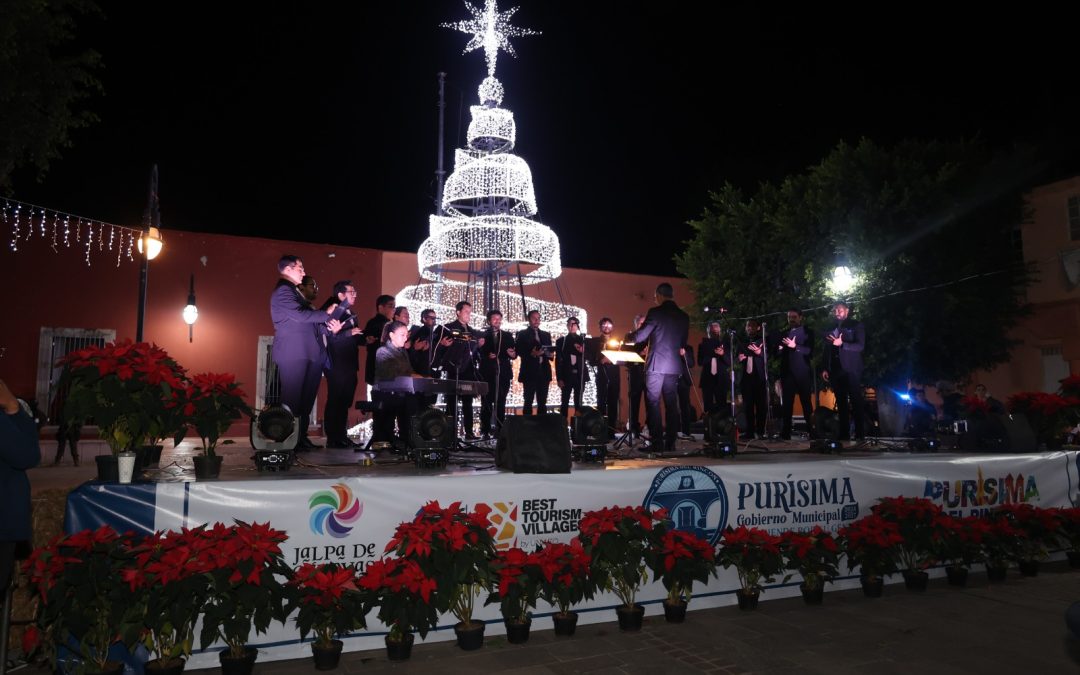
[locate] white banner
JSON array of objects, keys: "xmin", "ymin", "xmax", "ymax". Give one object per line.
[{"xmin": 129, "ymin": 450, "xmax": 1078, "ymax": 669}]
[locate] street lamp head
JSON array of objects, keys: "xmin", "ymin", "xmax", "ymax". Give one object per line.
[
  {"xmin": 829, "ymin": 265, "xmax": 857, "ymax": 296},
  {"xmin": 138, "ymin": 226, "xmax": 163, "ymax": 260},
  {"xmin": 182, "ymin": 303, "xmax": 198, "ymax": 325}
]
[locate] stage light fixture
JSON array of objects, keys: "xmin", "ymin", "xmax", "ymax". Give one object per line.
[
  {"xmin": 571, "ymin": 406, "xmax": 608, "ymax": 445},
  {"xmin": 408, "ymin": 407, "xmax": 453, "ymax": 467},
  {"xmin": 703, "ymin": 410, "xmax": 737, "ymax": 458},
  {"xmin": 250, "ymin": 404, "xmax": 298, "ymax": 471}
]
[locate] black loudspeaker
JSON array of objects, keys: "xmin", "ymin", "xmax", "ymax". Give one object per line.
[
  {"xmin": 960, "ymin": 413, "xmax": 1037, "ymax": 453},
  {"xmin": 571, "ymin": 406, "xmax": 609, "ymax": 445},
  {"xmin": 497, "ymin": 414, "xmax": 572, "ymax": 473},
  {"xmin": 814, "ymin": 407, "xmax": 840, "ymax": 440}
]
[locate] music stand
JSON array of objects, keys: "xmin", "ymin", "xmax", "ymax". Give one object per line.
[{"xmin": 604, "ymin": 349, "xmax": 645, "ymax": 450}]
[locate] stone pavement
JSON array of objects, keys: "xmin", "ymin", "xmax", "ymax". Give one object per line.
[{"xmin": 252, "ymin": 564, "xmax": 1080, "ymax": 675}]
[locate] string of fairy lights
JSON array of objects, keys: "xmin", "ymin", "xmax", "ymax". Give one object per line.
[{"xmin": 3, "ymin": 198, "xmax": 140, "ymax": 267}]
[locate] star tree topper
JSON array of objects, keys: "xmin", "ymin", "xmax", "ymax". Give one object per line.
[{"xmin": 442, "ymin": 0, "xmax": 539, "ymax": 76}]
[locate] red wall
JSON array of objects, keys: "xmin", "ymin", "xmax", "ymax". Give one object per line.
[{"xmin": 3, "ymin": 230, "xmax": 382, "ymax": 432}]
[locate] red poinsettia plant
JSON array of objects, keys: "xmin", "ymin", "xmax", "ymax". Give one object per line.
[
  {"xmin": 197, "ymin": 521, "xmax": 294, "ymax": 659},
  {"xmin": 1059, "ymin": 375, "xmax": 1080, "ymax": 399},
  {"xmin": 290, "ymin": 562, "xmax": 367, "ymax": 648},
  {"xmin": 175, "ymin": 372, "xmax": 253, "ymax": 457},
  {"xmin": 485, "ymin": 547, "xmax": 541, "ymax": 624},
  {"xmin": 778, "ymin": 527, "xmax": 841, "ymax": 591},
  {"xmin": 837, "ymin": 514, "xmax": 903, "ymax": 580},
  {"xmin": 357, "ymin": 557, "xmax": 439, "ymax": 641},
  {"xmin": 644, "ymin": 528, "xmax": 718, "ymax": 604},
  {"xmin": 931, "ymin": 514, "xmax": 991, "ymax": 570},
  {"xmin": 870, "ymin": 497, "xmax": 951, "ymax": 571},
  {"xmin": 715, "ymin": 526, "xmax": 785, "ymax": 593},
  {"xmin": 384, "ymin": 501, "xmax": 496, "ymax": 629},
  {"xmin": 23, "ymin": 526, "xmax": 143, "ymax": 674},
  {"xmin": 979, "ymin": 514, "xmax": 1022, "ymax": 568},
  {"xmin": 577, "ymin": 505, "xmax": 669, "ymax": 609},
  {"xmin": 59, "ymin": 340, "xmax": 188, "ymax": 454},
  {"xmin": 1007, "ymin": 391, "xmax": 1080, "ymax": 446},
  {"xmin": 124, "ymin": 526, "xmax": 217, "ymax": 670},
  {"xmin": 1055, "ymin": 507, "xmax": 1080, "ymax": 552},
  {"xmin": 990, "ymin": 503, "xmax": 1060, "ymax": 562},
  {"xmin": 530, "ymin": 540, "xmax": 595, "ymax": 617}
]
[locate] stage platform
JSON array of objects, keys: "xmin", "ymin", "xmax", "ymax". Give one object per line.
[{"xmin": 60, "ymin": 435, "xmax": 1080, "ymax": 670}]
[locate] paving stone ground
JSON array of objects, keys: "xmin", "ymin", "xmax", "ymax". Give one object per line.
[{"xmin": 254, "ymin": 564, "xmax": 1080, "ymax": 675}]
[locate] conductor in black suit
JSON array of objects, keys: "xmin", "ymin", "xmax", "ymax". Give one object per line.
[
  {"xmin": 270, "ymin": 255, "xmax": 341, "ymax": 449},
  {"xmin": 698, "ymin": 321, "xmax": 731, "ymax": 415},
  {"xmin": 320, "ymin": 281, "xmax": 364, "ymax": 449},
  {"xmin": 821, "ymin": 301, "xmax": 866, "ymax": 440},
  {"xmin": 516, "ymin": 310, "xmax": 554, "ymax": 415},
  {"xmin": 479, "ymin": 309, "xmax": 516, "ymax": 437},
  {"xmin": 776, "ymin": 308, "xmax": 815, "ymax": 440},
  {"xmin": 627, "ymin": 283, "xmax": 690, "ymax": 452}
]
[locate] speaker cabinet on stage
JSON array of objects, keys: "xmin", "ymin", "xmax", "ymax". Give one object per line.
[
  {"xmin": 496, "ymin": 414, "xmax": 572, "ymax": 473},
  {"xmin": 958, "ymin": 412, "xmax": 1037, "ymax": 453}
]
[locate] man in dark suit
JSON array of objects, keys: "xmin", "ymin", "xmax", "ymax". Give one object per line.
[
  {"xmin": 440, "ymin": 300, "xmax": 484, "ymax": 439},
  {"xmin": 321, "ymin": 281, "xmax": 364, "ymax": 449},
  {"xmin": 776, "ymin": 308, "xmax": 815, "ymax": 440},
  {"xmin": 738, "ymin": 319, "xmax": 768, "ymax": 439},
  {"xmin": 555, "ymin": 317, "xmax": 589, "ymax": 420},
  {"xmin": 479, "ymin": 309, "xmax": 516, "ymax": 437},
  {"xmin": 593, "ymin": 317, "xmax": 621, "ymax": 430},
  {"xmin": 516, "ymin": 310, "xmax": 554, "ymax": 415},
  {"xmin": 627, "ymin": 283, "xmax": 690, "ymax": 452},
  {"xmin": 270, "ymin": 255, "xmax": 341, "ymax": 449},
  {"xmin": 407, "ymin": 309, "xmax": 440, "ymax": 409},
  {"xmin": 821, "ymin": 301, "xmax": 866, "ymax": 440},
  {"xmin": 676, "ymin": 342, "xmax": 696, "ymax": 439},
  {"xmin": 698, "ymin": 321, "xmax": 731, "ymax": 415},
  {"xmin": 363, "ymin": 295, "xmax": 396, "ymax": 388}
]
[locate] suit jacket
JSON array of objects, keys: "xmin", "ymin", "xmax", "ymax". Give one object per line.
[
  {"xmin": 321, "ymin": 298, "xmax": 363, "ymax": 371},
  {"xmin": 479, "ymin": 328, "xmax": 516, "ymax": 384},
  {"xmin": 697, "ymin": 335, "xmax": 731, "ymax": 387},
  {"xmin": 739, "ymin": 334, "xmax": 767, "ymax": 382},
  {"xmin": 628, "ymin": 300, "xmax": 690, "ymax": 376},
  {"xmin": 270, "ymin": 279, "xmax": 329, "ymax": 364},
  {"xmin": 516, "ymin": 327, "xmax": 553, "ymax": 384},
  {"xmin": 775, "ymin": 325, "xmax": 814, "ymax": 378},
  {"xmin": 407, "ymin": 324, "xmax": 438, "ymax": 376},
  {"xmin": 823, "ymin": 319, "xmax": 865, "ymax": 377},
  {"xmin": 555, "ymin": 334, "xmax": 590, "ymax": 384},
  {"xmin": 362, "ymin": 314, "xmax": 390, "ymax": 385},
  {"xmin": 440, "ymin": 320, "xmax": 481, "ymax": 379}
]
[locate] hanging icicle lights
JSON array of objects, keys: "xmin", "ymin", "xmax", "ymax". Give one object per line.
[{"xmin": 3, "ymin": 198, "xmax": 144, "ymax": 267}]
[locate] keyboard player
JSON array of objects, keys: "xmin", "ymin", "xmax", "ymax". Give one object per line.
[{"xmin": 373, "ymin": 320, "xmax": 422, "ymax": 447}]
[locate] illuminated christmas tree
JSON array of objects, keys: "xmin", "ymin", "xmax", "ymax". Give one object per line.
[{"xmin": 398, "ymin": 0, "xmax": 586, "ymax": 335}]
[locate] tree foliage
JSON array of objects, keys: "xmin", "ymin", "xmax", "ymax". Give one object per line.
[
  {"xmin": 676, "ymin": 138, "xmax": 1032, "ymax": 386},
  {"xmin": 0, "ymin": 0, "xmax": 102, "ymax": 192}
]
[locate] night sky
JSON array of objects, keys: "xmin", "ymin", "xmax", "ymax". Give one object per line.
[{"xmin": 11, "ymin": 3, "xmax": 1080, "ymax": 276}]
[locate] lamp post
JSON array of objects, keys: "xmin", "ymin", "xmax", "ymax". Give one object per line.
[
  {"xmin": 183, "ymin": 274, "xmax": 198, "ymax": 342},
  {"xmin": 136, "ymin": 165, "xmax": 163, "ymax": 342}
]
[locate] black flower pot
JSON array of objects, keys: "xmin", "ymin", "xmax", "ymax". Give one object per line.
[
  {"xmin": 193, "ymin": 454, "xmax": 223, "ymax": 479},
  {"xmin": 800, "ymin": 582, "xmax": 824, "ymax": 605},
  {"xmin": 1068, "ymin": 551, "xmax": 1080, "ymax": 568},
  {"xmin": 615, "ymin": 603, "xmax": 645, "ymax": 631},
  {"xmin": 663, "ymin": 599, "xmax": 688, "ymax": 623},
  {"xmin": 454, "ymin": 621, "xmax": 486, "ymax": 650},
  {"xmin": 902, "ymin": 569, "xmax": 929, "ymax": 592},
  {"xmin": 311, "ymin": 639, "xmax": 343, "ymax": 670},
  {"xmin": 986, "ymin": 563, "xmax": 1008, "ymax": 582},
  {"xmin": 504, "ymin": 617, "xmax": 531, "ymax": 644},
  {"xmin": 736, "ymin": 588, "xmax": 760, "ymax": 610},
  {"xmin": 218, "ymin": 646, "xmax": 258, "ymax": 675},
  {"xmin": 95, "ymin": 454, "xmax": 119, "ymax": 482},
  {"xmin": 1018, "ymin": 559, "xmax": 1040, "ymax": 577},
  {"xmin": 140, "ymin": 444, "xmax": 164, "ymax": 468},
  {"xmin": 945, "ymin": 565, "xmax": 969, "ymax": 587},
  {"xmin": 860, "ymin": 575, "xmax": 884, "ymax": 598},
  {"xmin": 552, "ymin": 611, "xmax": 578, "ymax": 636},
  {"xmin": 385, "ymin": 632, "xmax": 414, "ymax": 661},
  {"xmin": 144, "ymin": 657, "xmax": 186, "ymax": 675}
]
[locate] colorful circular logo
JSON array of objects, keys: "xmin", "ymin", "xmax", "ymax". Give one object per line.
[{"xmin": 309, "ymin": 483, "xmax": 363, "ymax": 538}]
